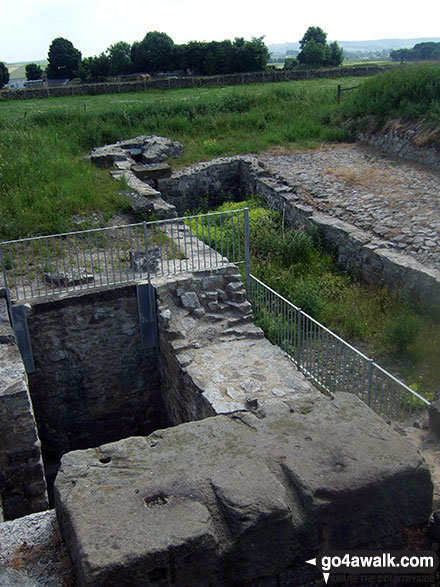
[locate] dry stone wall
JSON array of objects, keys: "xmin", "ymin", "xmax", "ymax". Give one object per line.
[{"xmin": 26, "ymin": 286, "xmax": 163, "ymax": 457}]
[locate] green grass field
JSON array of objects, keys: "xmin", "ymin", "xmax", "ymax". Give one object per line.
[{"xmin": 0, "ymin": 76, "xmax": 362, "ymax": 239}]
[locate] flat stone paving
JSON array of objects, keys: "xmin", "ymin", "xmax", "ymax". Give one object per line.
[{"xmin": 259, "ymin": 144, "xmax": 440, "ymax": 272}]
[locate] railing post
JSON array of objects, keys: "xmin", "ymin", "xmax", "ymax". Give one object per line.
[
  {"xmin": 244, "ymin": 208, "xmax": 250, "ymax": 294},
  {"xmin": 367, "ymin": 358, "xmax": 374, "ymax": 407},
  {"xmin": 296, "ymin": 308, "xmax": 302, "ymax": 369}
]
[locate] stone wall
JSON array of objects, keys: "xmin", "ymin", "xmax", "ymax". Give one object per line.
[
  {"xmin": 0, "ymin": 298, "xmax": 48, "ymax": 520},
  {"xmin": 27, "ymin": 285, "xmax": 163, "ymax": 457},
  {"xmin": 158, "ymin": 155, "xmax": 440, "ymax": 317},
  {"xmin": 358, "ymin": 121, "xmax": 440, "ymax": 167},
  {"xmin": 0, "ymin": 66, "xmax": 384, "ymax": 101},
  {"xmin": 154, "ymin": 264, "xmax": 316, "ymax": 426}
]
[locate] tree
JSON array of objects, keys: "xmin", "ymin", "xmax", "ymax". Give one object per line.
[
  {"xmin": 80, "ymin": 53, "xmax": 110, "ymax": 82},
  {"xmin": 297, "ymin": 26, "xmax": 343, "ymax": 67},
  {"xmin": 25, "ymin": 63, "xmax": 43, "ymax": 80},
  {"xmin": 107, "ymin": 41, "xmax": 132, "ymax": 76},
  {"xmin": 47, "ymin": 37, "xmax": 81, "ymax": 79},
  {"xmin": 132, "ymin": 31, "xmax": 174, "ymax": 72},
  {"xmin": 328, "ymin": 41, "xmax": 344, "ymax": 67},
  {"xmin": 0, "ymin": 61, "xmax": 9, "ymax": 88},
  {"xmin": 299, "ymin": 26, "xmax": 327, "ymax": 50}
]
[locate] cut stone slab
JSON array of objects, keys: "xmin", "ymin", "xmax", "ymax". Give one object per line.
[
  {"xmin": 131, "ymin": 162, "xmax": 172, "ymax": 181},
  {"xmin": 87, "ymin": 146, "xmax": 130, "ymax": 168},
  {"xmin": 55, "ymin": 395, "xmax": 432, "ymax": 587}
]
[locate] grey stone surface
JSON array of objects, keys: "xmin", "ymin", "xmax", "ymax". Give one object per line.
[
  {"xmin": 0, "ymin": 306, "xmax": 48, "ymax": 520},
  {"xmin": 131, "ymin": 162, "xmax": 172, "ymax": 180},
  {"xmin": 54, "ymin": 396, "xmax": 432, "ymax": 587},
  {"xmin": 0, "ymin": 510, "xmax": 72, "ymax": 587},
  {"xmin": 87, "ymin": 145, "xmax": 129, "ymax": 168}
]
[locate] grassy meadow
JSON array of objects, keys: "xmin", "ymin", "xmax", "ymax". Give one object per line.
[{"xmin": 0, "ymin": 77, "xmax": 357, "ymax": 239}]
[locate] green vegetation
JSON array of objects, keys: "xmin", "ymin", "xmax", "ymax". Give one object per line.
[
  {"xmin": 47, "ymin": 37, "xmax": 82, "ymax": 80},
  {"xmin": 341, "ymin": 63, "xmax": 440, "ymax": 125},
  {"xmin": 391, "ymin": 42, "xmax": 440, "ymax": 62},
  {"xmin": 296, "ymin": 27, "xmax": 343, "ymax": 68},
  {"xmin": 0, "ymin": 61, "xmax": 9, "ymax": 88},
  {"xmin": 0, "ymin": 77, "xmax": 356, "ymax": 239},
  {"xmin": 25, "ymin": 63, "xmax": 43, "ymax": 81},
  {"xmin": 192, "ymin": 199, "xmax": 439, "ymax": 399}
]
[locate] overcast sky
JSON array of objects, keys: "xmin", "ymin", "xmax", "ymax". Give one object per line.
[{"xmin": 1, "ymin": 0, "xmax": 440, "ymax": 63}]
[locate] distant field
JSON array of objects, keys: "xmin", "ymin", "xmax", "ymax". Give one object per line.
[
  {"xmin": 7, "ymin": 60, "xmax": 47, "ymax": 80},
  {"xmin": 0, "ymin": 75, "xmax": 365, "ymax": 123}
]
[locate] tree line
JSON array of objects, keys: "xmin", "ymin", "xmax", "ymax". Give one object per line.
[
  {"xmin": 390, "ymin": 42, "xmax": 440, "ymax": 62},
  {"xmin": 0, "ymin": 26, "xmax": 344, "ymax": 89},
  {"xmin": 9, "ymin": 32, "xmax": 270, "ymax": 85}
]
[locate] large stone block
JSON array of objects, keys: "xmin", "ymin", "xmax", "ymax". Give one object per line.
[{"xmin": 55, "ymin": 395, "xmax": 432, "ymax": 587}]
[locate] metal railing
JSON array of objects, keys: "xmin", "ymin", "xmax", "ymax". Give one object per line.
[
  {"xmin": 248, "ymin": 273, "xmax": 431, "ymax": 420},
  {"xmin": 0, "ymin": 209, "xmax": 249, "ymax": 302}
]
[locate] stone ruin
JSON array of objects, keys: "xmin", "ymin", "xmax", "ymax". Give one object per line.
[{"xmin": 0, "ymin": 136, "xmax": 437, "ymax": 586}]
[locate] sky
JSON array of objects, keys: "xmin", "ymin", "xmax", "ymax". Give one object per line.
[{"xmin": 1, "ymin": 0, "xmax": 440, "ymax": 63}]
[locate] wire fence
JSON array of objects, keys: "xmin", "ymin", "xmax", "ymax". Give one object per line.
[
  {"xmin": 0, "ymin": 209, "xmax": 249, "ymax": 302},
  {"xmin": 248, "ymin": 274, "xmax": 431, "ymax": 421}
]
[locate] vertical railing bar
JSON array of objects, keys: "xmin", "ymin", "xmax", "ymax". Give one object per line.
[
  {"xmin": 142, "ymin": 221, "xmax": 151, "ymax": 286},
  {"xmin": 36, "ymin": 239, "xmax": 48, "ymax": 297},
  {"xmin": 14, "ymin": 242, "xmax": 26, "ymax": 299},
  {"xmin": 214, "ymin": 214, "xmax": 218, "ymax": 267},
  {"xmin": 201, "ymin": 216, "xmax": 207, "ymax": 270},
  {"xmin": 207, "ymin": 214, "xmax": 212, "ymax": 269},
  {"xmin": 94, "ymin": 231, "xmax": 103, "ymax": 287},
  {"xmin": 59, "ymin": 236, "xmax": 69, "ymax": 292},
  {"xmin": 150, "ymin": 223, "xmax": 157, "ymax": 277},
  {"xmin": 120, "ymin": 226, "xmax": 128, "ymax": 282},
  {"xmin": 50, "ymin": 236, "xmax": 62, "ymax": 292},
  {"xmin": 231, "ymin": 211, "xmax": 236, "ymax": 263},
  {"xmin": 73, "ymin": 234, "xmax": 83, "ymax": 291},
  {"xmin": 195, "ymin": 217, "xmax": 201, "ymax": 271},
  {"xmin": 133, "ymin": 225, "xmax": 142, "ymax": 279},
  {"xmin": 29, "ymin": 239, "xmax": 41, "ymax": 298},
  {"xmin": 170, "ymin": 222, "xmax": 177, "ymax": 274},
  {"xmin": 80, "ymin": 232, "xmax": 90, "ymax": 290},
  {"xmin": 237, "ymin": 210, "xmax": 241, "ymax": 264},
  {"xmin": 220, "ymin": 215, "xmax": 224, "ymax": 261},
  {"xmin": 114, "ymin": 229, "xmax": 122, "ymax": 284},
  {"xmin": 22, "ymin": 241, "xmax": 34, "ymax": 299},
  {"xmin": 225, "ymin": 212, "xmax": 230, "ymax": 261},
  {"xmin": 181, "ymin": 220, "xmax": 187, "ymax": 273}
]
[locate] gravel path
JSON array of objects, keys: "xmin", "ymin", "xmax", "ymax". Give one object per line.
[{"xmin": 259, "ymin": 144, "xmax": 440, "ymax": 272}]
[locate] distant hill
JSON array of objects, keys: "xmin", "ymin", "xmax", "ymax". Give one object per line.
[
  {"xmin": 268, "ymin": 37, "xmax": 440, "ymax": 56},
  {"xmin": 7, "ymin": 60, "xmax": 47, "ymax": 80}
]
